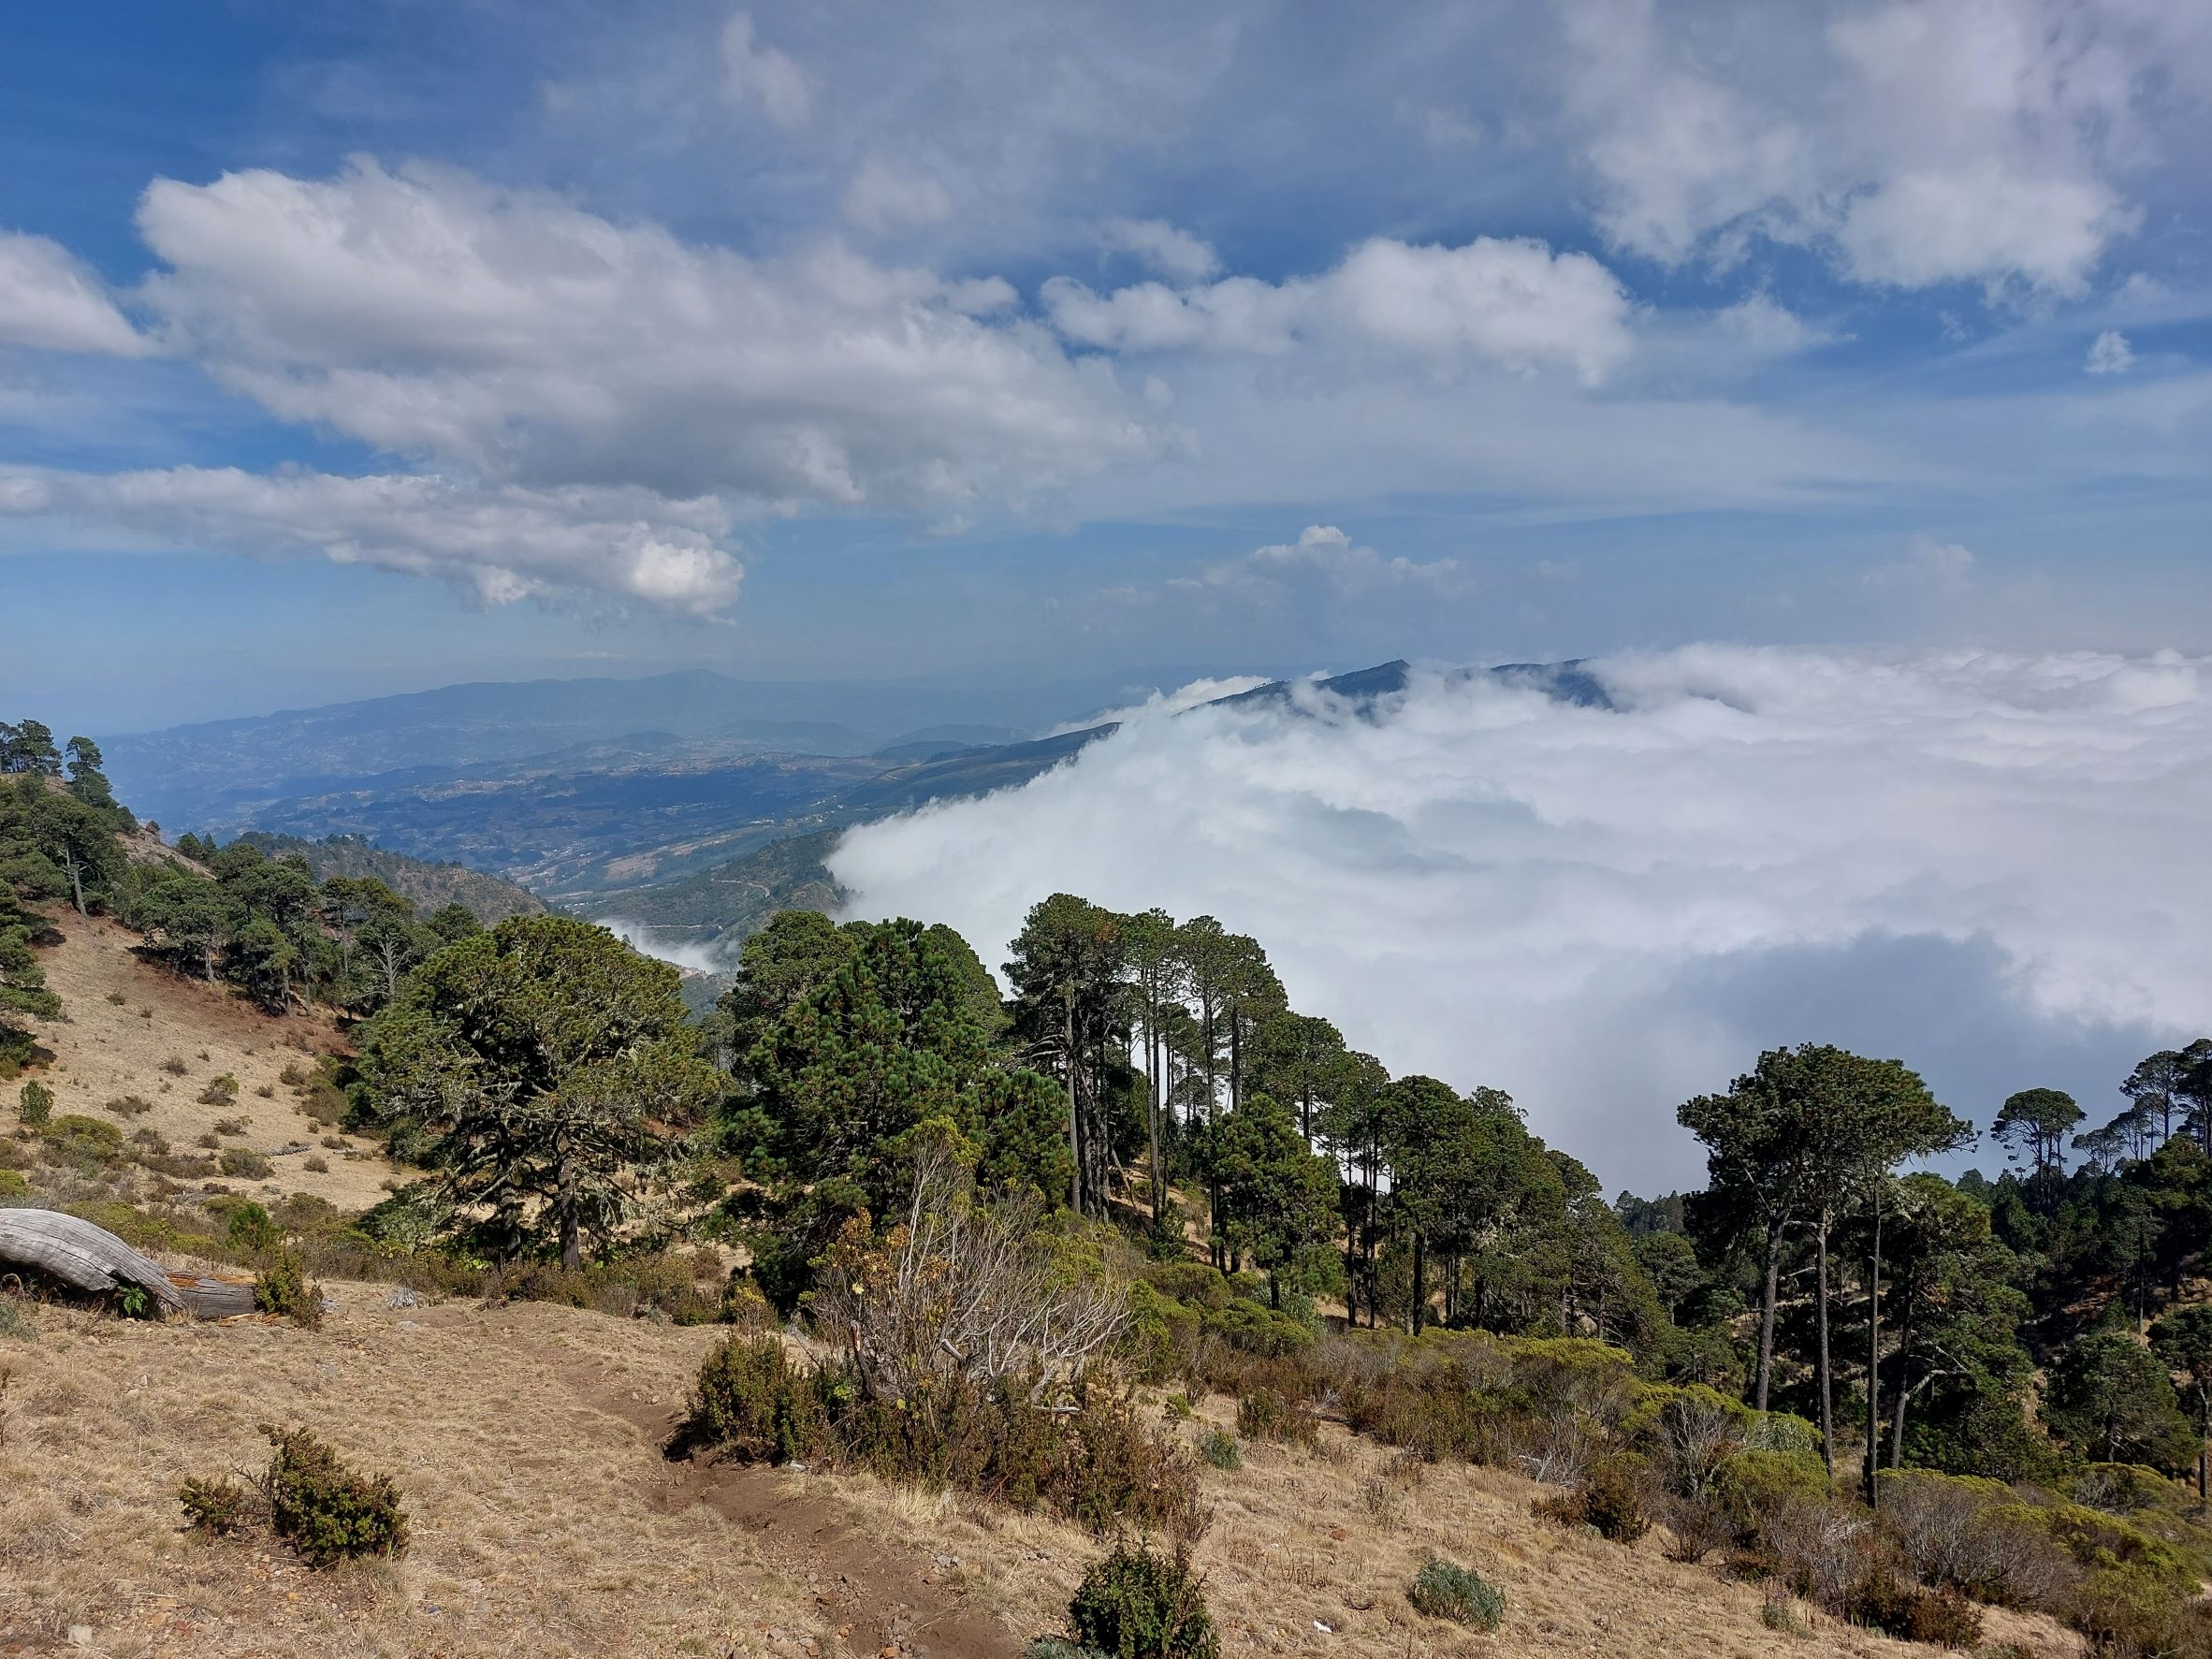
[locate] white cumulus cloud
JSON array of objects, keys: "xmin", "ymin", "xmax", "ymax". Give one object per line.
[
  {"xmin": 1043, "ymin": 234, "xmax": 1637, "ymax": 386},
  {"xmin": 1866, "ymin": 531, "xmax": 1975, "ymax": 594},
  {"xmin": 0, "ymin": 465, "xmax": 744, "ymax": 615},
  {"xmin": 0, "ymin": 231, "xmax": 155, "ymax": 357},
  {"xmin": 131, "ymin": 159, "xmax": 1154, "ymax": 513},
  {"xmin": 841, "ymin": 156, "xmax": 954, "ymax": 231},
  {"xmin": 1184, "ymin": 524, "xmax": 1466, "ymax": 601},
  {"xmin": 1095, "ymin": 217, "xmax": 1220, "ymax": 283},
  {"xmin": 1562, "ymin": 0, "xmax": 2177, "ymax": 298},
  {"xmin": 830, "ymin": 647, "xmax": 2211, "ymax": 1186}
]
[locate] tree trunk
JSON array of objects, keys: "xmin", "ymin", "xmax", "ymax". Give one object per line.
[
  {"xmin": 557, "ymin": 1151, "xmax": 582, "ymax": 1272},
  {"xmin": 1353, "ymin": 1141, "xmax": 1371, "ymax": 1335},
  {"xmin": 1147, "ymin": 987, "xmax": 1164, "ymax": 1217},
  {"xmin": 1755, "ymin": 1216, "xmax": 1784, "ymax": 1414},
  {"xmin": 1411, "ymin": 1232, "xmax": 1426, "ymax": 1336},
  {"xmin": 1229, "ymin": 1005, "xmax": 1242, "ymax": 1113},
  {"xmin": 1816, "ymin": 1218, "xmax": 1835, "ymax": 1476},
  {"xmin": 65, "ymin": 850, "xmax": 85, "ymax": 916},
  {"xmin": 1864, "ymin": 1191, "xmax": 1882, "ymax": 1509},
  {"xmin": 1064, "ymin": 994, "xmax": 1081, "ymax": 1216},
  {"xmin": 1891, "ymin": 1372, "xmax": 1938, "ymax": 1469},
  {"xmin": 2198, "ymin": 1395, "xmax": 2207, "ymax": 1501}
]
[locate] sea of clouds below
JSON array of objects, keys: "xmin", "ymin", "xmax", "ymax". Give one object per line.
[{"xmin": 827, "ymin": 646, "xmax": 2210, "ymax": 1192}]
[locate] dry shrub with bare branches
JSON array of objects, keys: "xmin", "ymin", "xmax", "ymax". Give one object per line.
[
  {"xmin": 809, "ymin": 1148, "xmax": 1128, "ymax": 1410},
  {"xmin": 1511, "ymin": 1405, "xmax": 1600, "ymax": 1488},
  {"xmin": 1653, "ymin": 1388, "xmax": 1743, "ymax": 1500},
  {"xmin": 1761, "ymin": 1496, "xmax": 1876, "ymax": 1609},
  {"xmin": 692, "ymin": 1152, "xmax": 1198, "ymax": 1537},
  {"xmin": 1877, "ymin": 1472, "xmax": 2076, "ymax": 1609},
  {"xmin": 1659, "ymin": 1492, "xmax": 1734, "ymax": 1563}
]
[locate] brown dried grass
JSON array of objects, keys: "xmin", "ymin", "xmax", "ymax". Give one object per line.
[
  {"xmin": 17, "ymin": 916, "xmax": 397, "ymax": 1211},
  {"xmin": 828, "ymin": 1392, "xmax": 2087, "ymax": 1659},
  {"xmin": 0, "ymin": 1287, "xmax": 836, "ymax": 1657}
]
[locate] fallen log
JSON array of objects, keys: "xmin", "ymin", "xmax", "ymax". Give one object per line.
[
  {"xmin": 0, "ymin": 1208, "xmax": 188, "ymax": 1313},
  {"xmin": 166, "ymin": 1270, "xmax": 258, "ymax": 1319}
]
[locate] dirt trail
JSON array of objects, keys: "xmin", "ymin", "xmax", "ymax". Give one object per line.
[{"xmin": 548, "ymin": 1344, "xmax": 1025, "ymax": 1659}]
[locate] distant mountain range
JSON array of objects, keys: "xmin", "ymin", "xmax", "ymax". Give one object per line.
[
  {"xmin": 110, "ymin": 657, "xmax": 1614, "ymax": 973},
  {"xmin": 99, "ymin": 664, "xmax": 1258, "ymax": 833}
]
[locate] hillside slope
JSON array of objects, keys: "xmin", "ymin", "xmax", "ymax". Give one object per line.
[
  {"xmin": 14, "ymin": 912, "xmax": 399, "ymax": 1212},
  {"xmin": 234, "ymin": 832, "xmax": 545, "ymax": 924},
  {"xmin": 0, "ymin": 1288, "xmax": 2080, "ymax": 1658}
]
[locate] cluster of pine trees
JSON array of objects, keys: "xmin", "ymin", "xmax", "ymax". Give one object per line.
[
  {"xmin": 0, "ymin": 712, "xmax": 485, "ymax": 1054},
  {"xmin": 1, "ymin": 720, "xmax": 132, "ymax": 1067},
  {"xmin": 134, "ymin": 834, "xmax": 482, "ymax": 1015}
]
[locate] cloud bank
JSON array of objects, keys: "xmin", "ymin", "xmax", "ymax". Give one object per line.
[
  {"xmin": 597, "ymin": 917, "xmax": 723, "ymax": 976},
  {"xmin": 830, "ymin": 647, "xmax": 2210, "ymax": 1188}
]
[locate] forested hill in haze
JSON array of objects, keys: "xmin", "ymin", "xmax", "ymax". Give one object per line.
[{"xmin": 232, "ymin": 833, "xmax": 545, "ymax": 925}]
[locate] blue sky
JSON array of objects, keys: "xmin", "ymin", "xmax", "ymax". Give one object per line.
[{"xmin": 3, "ymin": 0, "xmax": 2210, "ymax": 733}]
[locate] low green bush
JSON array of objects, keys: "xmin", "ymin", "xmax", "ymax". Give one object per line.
[
  {"xmin": 0, "ymin": 1169, "xmax": 26, "ymax": 1199},
  {"xmin": 1119, "ymin": 1281, "xmax": 1201, "ymax": 1383},
  {"xmin": 1197, "ymin": 1428, "xmax": 1242, "ymax": 1471},
  {"xmin": 1069, "ymin": 1542, "xmax": 1219, "ymax": 1659},
  {"xmin": 1407, "ymin": 1556, "xmax": 1506, "ymax": 1630},
  {"xmin": 17, "ymin": 1080, "xmax": 53, "ymax": 1126},
  {"xmin": 687, "ymin": 1336, "xmax": 1201, "ymax": 1536},
  {"xmin": 1201, "ymin": 1298, "xmax": 1311, "ymax": 1359},
  {"xmin": 1142, "ymin": 1261, "xmax": 1231, "ymax": 1313},
  {"xmin": 255, "ymin": 1246, "xmax": 324, "ymax": 1329},
  {"xmin": 719, "ymin": 1274, "xmax": 778, "ymax": 1331},
  {"xmin": 690, "ymin": 1334, "xmax": 835, "ymax": 1464},
  {"xmin": 1234, "ymin": 1386, "xmax": 1317, "ymax": 1448},
  {"xmin": 227, "ymin": 1201, "xmax": 281, "ymax": 1256},
  {"xmin": 219, "ymin": 1147, "xmax": 274, "ymax": 1180},
  {"xmin": 178, "ymin": 1475, "xmax": 251, "ymax": 1537},
  {"xmin": 1712, "ymin": 1448, "xmax": 1831, "ymax": 1544},
  {"xmin": 262, "ymin": 1425, "xmax": 409, "ymax": 1566},
  {"xmin": 40, "ymin": 1113, "xmax": 124, "ymax": 1172}
]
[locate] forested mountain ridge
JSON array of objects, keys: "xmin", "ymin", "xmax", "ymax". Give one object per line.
[{"xmin": 233, "ymin": 833, "xmax": 545, "ymax": 924}]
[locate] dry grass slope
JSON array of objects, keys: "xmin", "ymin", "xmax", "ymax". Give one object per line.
[
  {"xmin": 0, "ymin": 1283, "xmax": 2085, "ymax": 1658},
  {"xmin": 16, "ymin": 915, "xmax": 398, "ymax": 1211}
]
